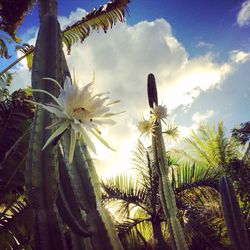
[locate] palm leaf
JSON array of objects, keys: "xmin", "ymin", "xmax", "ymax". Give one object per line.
[
  {"xmin": 0, "ymin": 199, "xmax": 34, "ymax": 249},
  {"xmin": 0, "ymin": 0, "xmax": 130, "ymax": 75},
  {"xmin": 62, "ymin": 0, "xmax": 130, "ymax": 53},
  {"xmin": 175, "ymin": 122, "xmax": 241, "ymax": 168},
  {"xmin": 0, "ymin": 72, "xmax": 12, "ymax": 100},
  {"xmin": 116, "ymin": 218, "xmax": 153, "ymax": 250},
  {"xmin": 0, "ymin": 37, "xmax": 11, "ymax": 59},
  {"xmin": 0, "ymin": 89, "xmax": 34, "ymax": 204},
  {"xmin": 170, "ymin": 162, "xmax": 221, "ymax": 209},
  {"xmin": 16, "ymin": 43, "xmax": 34, "ymax": 70},
  {"xmin": 101, "ymin": 174, "xmax": 151, "ymax": 217},
  {"xmin": 0, "ymin": 0, "xmax": 36, "ymax": 42}
]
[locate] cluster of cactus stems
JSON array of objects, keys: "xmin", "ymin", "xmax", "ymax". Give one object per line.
[
  {"xmin": 219, "ymin": 176, "xmax": 249, "ymax": 250},
  {"xmin": 147, "ymin": 74, "xmax": 188, "ymax": 250},
  {"xmin": 25, "ymin": 2, "xmax": 123, "ymax": 248}
]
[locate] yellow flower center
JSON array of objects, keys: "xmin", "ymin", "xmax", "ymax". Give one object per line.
[{"xmin": 72, "ymin": 107, "xmax": 92, "ymax": 122}]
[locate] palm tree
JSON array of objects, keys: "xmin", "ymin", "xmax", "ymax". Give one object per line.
[
  {"xmin": 101, "ymin": 140, "xmax": 227, "ymax": 249},
  {"xmin": 172, "ymin": 121, "xmax": 241, "ymax": 169},
  {"xmin": 173, "ymin": 121, "xmax": 250, "ymax": 243}
]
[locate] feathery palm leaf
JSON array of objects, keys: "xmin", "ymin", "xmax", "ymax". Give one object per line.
[
  {"xmin": 0, "ymin": 198, "xmax": 33, "ymax": 249},
  {"xmin": 0, "ymin": 89, "xmax": 34, "ymax": 204},
  {"xmin": 0, "ymin": 0, "xmax": 36, "ymax": 42},
  {"xmin": 0, "ymin": 72, "xmax": 12, "ymax": 100},
  {"xmin": 62, "ymin": 0, "xmax": 130, "ymax": 53},
  {"xmin": 117, "ymin": 218, "xmax": 154, "ymax": 250},
  {"xmin": 178, "ymin": 122, "xmax": 241, "ymax": 168},
  {"xmin": 101, "ymin": 174, "xmax": 150, "ymax": 217}
]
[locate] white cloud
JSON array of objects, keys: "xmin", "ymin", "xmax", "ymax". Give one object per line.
[
  {"xmin": 229, "ymin": 50, "xmax": 250, "ymax": 64},
  {"xmin": 192, "ymin": 110, "xmax": 214, "ymax": 123},
  {"xmin": 195, "ymin": 41, "xmax": 213, "ymax": 49},
  {"xmin": 237, "ymin": 0, "xmax": 250, "ymax": 27},
  {"xmin": 10, "ymin": 9, "xmax": 237, "ymax": 177}
]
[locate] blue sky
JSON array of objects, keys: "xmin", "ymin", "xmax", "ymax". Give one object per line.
[{"xmin": 1, "ymin": 0, "xmax": 250, "ymax": 176}]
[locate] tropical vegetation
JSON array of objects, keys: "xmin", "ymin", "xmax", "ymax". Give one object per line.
[{"xmin": 0, "ymin": 0, "xmax": 249, "ymax": 249}]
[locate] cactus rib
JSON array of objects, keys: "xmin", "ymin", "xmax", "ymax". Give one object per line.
[{"xmin": 219, "ymin": 176, "xmax": 249, "ymax": 250}]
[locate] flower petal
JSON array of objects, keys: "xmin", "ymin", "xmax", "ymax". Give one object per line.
[
  {"xmin": 31, "ymin": 89, "xmax": 61, "ymax": 106},
  {"xmin": 42, "ymin": 105, "xmax": 67, "ymax": 118},
  {"xmin": 42, "ymin": 120, "xmax": 70, "ymax": 150},
  {"xmin": 69, "ymin": 128, "xmax": 76, "ymax": 164},
  {"xmin": 92, "ymin": 118, "xmax": 116, "ymax": 127},
  {"xmin": 77, "ymin": 124, "xmax": 96, "ymax": 154},
  {"xmin": 42, "ymin": 77, "xmax": 63, "ymax": 90},
  {"xmin": 91, "ymin": 129, "xmax": 115, "ymax": 151}
]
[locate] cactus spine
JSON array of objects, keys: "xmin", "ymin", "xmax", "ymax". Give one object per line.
[
  {"xmin": 219, "ymin": 176, "xmax": 249, "ymax": 250},
  {"xmin": 147, "ymin": 73, "xmax": 188, "ymax": 250}
]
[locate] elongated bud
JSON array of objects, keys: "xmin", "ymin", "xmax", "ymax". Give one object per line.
[{"xmin": 147, "ymin": 73, "xmax": 158, "ymax": 108}]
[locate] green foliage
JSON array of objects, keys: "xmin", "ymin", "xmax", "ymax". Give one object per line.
[
  {"xmin": 0, "ymin": 0, "xmax": 35, "ymax": 42},
  {"xmin": 0, "ymin": 0, "xmax": 130, "ymax": 75},
  {"xmin": 0, "ymin": 72, "xmax": 12, "ymax": 100},
  {"xmin": 174, "ymin": 122, "xmax": 242, "ymax": 168},
  {"xmin": 232, "ymin": 121, "xmax": 250, "ymax": 145},
  {"xmin": 219, "ymin": 176, "xmax": 249, "ymax": 250},
  {"xmin": 0, "ymin": 37, "xmax": 11, "ymax": 58},
  {"xmin": 16, "ymin": 43, "xmax": 34, "ymax": 70},
  {"xmin": 0, "ymin": 89, "xmax": 34, "ymax": 204},
  {"xmin": 102, "ymin": 139, "xmax": 224, "ymax": 249},
  {"xmin": 62, "ymin": 0, "xmax": 130, "ymax": 54},
  {"xmin": 0, "ymin": 199, "xmax": 34, "ymax": 249}
]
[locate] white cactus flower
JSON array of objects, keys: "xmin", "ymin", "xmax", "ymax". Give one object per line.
[
  {"xmin": 137, "ymin": 117, "xmax": 154, "ymax": 136},
  {"xmin": 28, "ymin": 76, "xmax": 120, "ymax": 163},
  {"xmin": 151, "ymin": 104, "xmax": 167, "ymax": 120}
]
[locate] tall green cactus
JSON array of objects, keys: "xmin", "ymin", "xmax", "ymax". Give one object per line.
[
  {"xmin": 147, "ymin": 73, "xmax": 188, "ymax": 250},
  {"xmin": 219, "ymin": 176, "xmax": 249, "ymax": 250},
  {"xmin": 60, "ymin": 130, "xmax": 123, "ymax": 250},
  {"xmin": 25, "ymin": 14, "xmax": 67, "ymax": 249}
]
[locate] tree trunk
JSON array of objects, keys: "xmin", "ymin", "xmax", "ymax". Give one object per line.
[{"xmin": 152, "ymin": 217, "xmax": 167, "ymax": 249}]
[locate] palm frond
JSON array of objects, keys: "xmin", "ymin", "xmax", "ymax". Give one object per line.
[
  {"xmin": 0, "ymin": 90, "xmax": 34, "ymax": 204},
  {"xmin": 0, "ymin": 37, "xmax": 11, "ymax": 59},
  {"xmin": 170, "ymin": 162, "xmax": 221, "ymax": 209},
  {"xmin": 0, "ymin": 199, "xmax": 33, "ymax": 249},
  {"xmin": 101, "ymin": 174, "xmax": 151, "ymax": 215},
  {"xmin": 180, "ymin": 122, "xmax": 242, "ymax": 168},
  {"xmin": 0, "ymin": 0, "xmax": 36, "ymax": 42},
  {"xmin": 16, "ymin": 43, "xmax": 34, "ymax": 70},
  {"xmin": 117, "ymin": 218, "xmax": 153, "ymax": 250},
  {"xmin": 183, "ymin": 205, "xmax": 230, "ymax": 249},
  {"xmin": 232, "ymin": 121, "xmax": 250, "ymax": 145},
  {"xmin": 0, "ymin": 72, "xmax": 12, "ymax": 100},
  {"xmin": 62, "ymin": 0, "xmax": 130, "ymax": 53}
]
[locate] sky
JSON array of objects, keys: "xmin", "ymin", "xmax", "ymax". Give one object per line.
[{"xmin": 1, "ymin": 0, "xmax": 250, "ymax": 178}]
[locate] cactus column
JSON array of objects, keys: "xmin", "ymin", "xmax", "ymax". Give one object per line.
[
  {"xmin": 25, "ymin": 2, "xmax": 67, "ymax": 248},
  {"xmin": 219, "ymin": 176, "xmax": 249, "ymax": 250},
  {"xmin": 147, "ymin": 73, "xmax": 188, "ymax": 250},
  {"xmin": 60, "ymin": 130, "xmax": 123, "ymax": 250}
]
